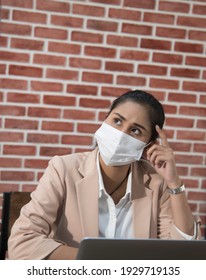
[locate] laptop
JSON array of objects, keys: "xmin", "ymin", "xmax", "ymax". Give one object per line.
[{"xmin": 76, "ymin": 238, "xmax": 206, "ymax": 260}]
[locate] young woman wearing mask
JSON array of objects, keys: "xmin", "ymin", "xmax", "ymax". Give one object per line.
[{"xmin": 8, "ymin": 90, "xmax": 201, "ymax": 260}]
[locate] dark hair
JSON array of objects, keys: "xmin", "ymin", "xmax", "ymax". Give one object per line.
[{"xmin": 107, "ymin": 90, "xmax": 165, "ymax": 142}]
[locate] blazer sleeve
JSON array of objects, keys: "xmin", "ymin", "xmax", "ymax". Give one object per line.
[
  {"xmin": 8, "ymin": 156, "xmax": 68, "ymax": 260},
  {"xmin": 157, "ymin": 184, "xmax": 202, "ymax": 240}
]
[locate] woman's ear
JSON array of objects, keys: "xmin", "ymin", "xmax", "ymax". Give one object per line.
[{"xmin": 141, "ymin": 140, "xmax": 156, "ymax": 160}]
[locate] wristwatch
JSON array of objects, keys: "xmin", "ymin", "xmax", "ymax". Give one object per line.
[{"xmin": 167, "ymin": 184, "xmax": 185, "ymax": 195}]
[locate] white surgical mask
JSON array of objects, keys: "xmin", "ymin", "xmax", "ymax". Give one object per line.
[{"xmin": 94, "ymin": 122, "xmax": 147, "ymax": 166}]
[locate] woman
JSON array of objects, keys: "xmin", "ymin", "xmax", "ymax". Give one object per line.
[{"xmin": 8, "ymin": 89, "xmax": 201, "ymax": 260}]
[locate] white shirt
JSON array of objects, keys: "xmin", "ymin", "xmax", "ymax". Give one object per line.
[{"xmin": 97, "ymin": 153, "xmax": 194, "ymax": 240}]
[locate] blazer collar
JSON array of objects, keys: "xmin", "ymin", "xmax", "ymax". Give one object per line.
[
  {"xmin": 76, "ymin": 148, "xmax": 99, "ymax": 238},
  {"xmin": 131, "ymin": 161, "xmax": 153, "ymax": 238}
]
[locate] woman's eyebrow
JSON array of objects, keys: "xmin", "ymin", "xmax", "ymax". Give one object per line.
[{"xmin": 113, "ymin": 112, "xmax": 147, "ymax": 131}]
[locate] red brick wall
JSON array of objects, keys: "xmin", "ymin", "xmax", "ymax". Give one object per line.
[{"xmin": 0, "ymin": 0, "xmax": 206, "ymax": 237}]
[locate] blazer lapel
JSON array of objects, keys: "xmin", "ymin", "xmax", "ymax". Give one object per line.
[
  {"xmin": 76, "ymin": 149, "xmax": 99, "ymax": 238},
  {"xmin": 131, "ymin": 161, "xmax": 153, "ymax": 238}
]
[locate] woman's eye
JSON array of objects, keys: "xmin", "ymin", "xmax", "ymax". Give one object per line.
[
  {"xmin": 114, "ymin": 118, "xmax": 122, "ymax": 125},
  {"xmin": 131, "ymin": 128, "xmax": 141, "ymax": 135}
]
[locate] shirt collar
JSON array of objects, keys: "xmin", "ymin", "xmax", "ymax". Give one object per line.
[{"xmin": 96, "ymin": 152, "xmax": 132, "ymax": 199}]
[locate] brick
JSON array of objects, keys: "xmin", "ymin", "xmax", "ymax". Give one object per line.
[
  {"xmin": 183, "ymin": 81, "xmax": 206, "ymax": 92},
  {"xmin": 0, "ymin": 105, "xmax": 26, "ymax": 116},
  {"xmin": 42, "ymin": 121, "xmax": 73, "ymax": 132},
  {"xmin": 186, "ymin": 56, "xmax": 206, "ymax": 67},
  {"xmin": 36, "ymin": 0, "xmax": 70, "ymax": 13},
  {"xmin": 82, "ymin": 72, "xmax": 113, "ymax": 84},
  {"xmin": 138, "ymin": 64, "xmax": 167, "ymax": 75},
  {"xmin": 35, "ymin": 27, "xmax": 67, "ymax": 40},
  {"xmin": 73, "ymin": 3, "xmax": 105, "ymax": 17},
  {"xmin": 27, "ymin": 133, "xmax": 59, "ymax": 144},
  {"xmin": 163, "ymin": 105, "xmax": 177, "ymax": 114},
  {"xmin": 51, "ymin": 15, "xmax": 83, "ymax": 28},
  {"xmin": 0, "ymin": 157, "xmax": 21, "ymax": 167},
  {"xmin": 191, "ymin": 168, "xmax": 206, "ymax": 178},
  {"xmin": 0, "ymin": 51, "xmax": 29, "ymax": 62},
  {"xmin": 174, "ymin": 154, "xmax": 203, "ymax": 165},
  {"xmin": 0, "ymin": 183, "xmax": 19, "ymax": 193},
  {"xmin": 28, "ymin": 107, "xmax": 61, "ymax": 118},
  {"xmin": 153, "ymin": 53, "xmax": 183, "ymax": 64},
  {"xmin": 170, "ymin": 142, "xmax": 191, "ymax": 152},
  {"xmin": 105, "ymin": 61, "xmax": 133, "ymax": 72},
  {"xmin": 9, "ymin": 65, "xmax": 43, "ymax": 78},
  {"xmin": 98, "ymin": 111, "xmax": 109, "ymax": 121},
  {"xmin": 22, "ymin": 185, "xmax": 37, "ymax": 192},
  {"xmin": 31, "ymin": 81, "xmax": 63, "ymax": 92},
  {"xmin": 120, "ymin": 50, "xmax": 149, "ymax": 61},
  {"xmin": 1, "ymin": 8, "xmax": 10, "ymax": 19},
  {"xmin": 168, "ymin": 92, "xmax": 196, "ymax": 103},
  {"xmin": 3, "ymin": 145, "xmax": 36, "ymax": 156},
  {"xmin": 80, "ymin": 98, "xmax": 110, "ymax": 109},
  {"xmin": 193, "ymin": 4, "xmax": 206, "ymax": 15},
  {"xmin": 71, "ymin": 31, "xmax": 103, "ymax": 44},
  {"xmin": 69, "ymin": 57, "xmax": 101, "ymax": 70},
  {"xmin": 63, "ymin": 109, "xmax": 95, "ymax": 120},
  {"xmin": 170, "ymin": 67, "xmax": 200, "ymax": 78},
  {"xmin": 197, "ymin": 119, "xmax": 206, "ymax": 129},
  {"xmin": 176, "ymin": 166, "xmax": 188, "ymax": 176},
  {"xmin": 77, "ymin": 123, "xmax": 100, "ymax": 133},
  {"xmin": 0, "ymin": 64, "xmax": 6, "ymax": 74},
  {"xmin": 40, "ymin": 146, "xmax": 72, "ymax": 157},
  {"xmin": 67, "ymin": 84, "xmax": 98, "ymax": 96},
  {"xmin": 107, "ymin": 34, "xmax": 137, "ymax": 47},
  {"xmin": 24, "ymin": 159, "xmax": 48, "ymax": 169},
  {"xmin": 43, "ymin": 95, "xmax": 76, "ymax": 106},
  {"xmin": 87, "ymin": 19, "xmax": 118, "ymax": 32},
  {"xmin": 0, "ymin": 36, "xmax": 8, "ymax": 47},
  {"xmin": 1, "ymin": 0, "xmax": 33, "ymax": 8},
  {"xmin": 177, "ymin": 130, "xmax": 205, "ymax": 141},
  {"xmin": 48, "ymin": 42, "xmax": 81, "ymax": 55},
  {"xmin": 1, "ymin": 171, "xmax": 34, "ymax": 181},
  {"xmin": 13, "ymin": 10, "xmax": 47, "ymax": 24},
  {"xmin": 141, "ymin": 39, "xmax": 171, "ymax": 51},
  {"xmin": 156, "ymin": 27, "xmax": 186, "ymax": 39},
  {"xmin": 33, "ymin": 54, "xmax": 66, "ymax": 66},
  {"xmin": 11, "ymin": 38, "xmax": 44, "ymax": 51},
  {"xmin": 0, "ymin": 132, "xmax": 24, "ymax": 142},
  {"xmin": 117, "ymin": 75, "xmax": 146, "ymax": 86},
  {"xmin": 89, "ymin": 0, "xmax": 120, "ymax": 4},
  {"xmin": 109, "ymin": 8, "xmax": 141, "ymax": 21},
  {"xmin": 7, "ymin": 92, "xmax": 40, "ymax": 104},
  {"xmin": 194, "ymin": 144, "xmax": 206, "ymax": 153},
  {"xmin": 200, "ymin": 95, "xmax": 206, "ymax": 104},
  {"xmin": 165, "ymin": 117, "xmax": 194, "ymax": 128},
  {"xmin": 85, "ymin": 46, "xmax": 116, "ymax": 58},
  {"xmin": 177, "ymin": 16, "xmax": 206, "ymax": 28},
  {"xmin": 175, "ymin": 42, "xmax": 203, "ymax": 53},
  {"xmin": 150, "ymin": 78, "xmax": 179, "ymax": 89},
  {"xmin": 122, "ymin": 23, "xmax": 152, "ymax": 35},
  {"xmin": 159, "ymin": 1, "xmax": 190, "ymax": 13},
  {"xmin": 124, "ymin": 0, "xmax": 155, "ymax": 9},
  {"xmin": 144, "ymin": 12, "xmax": 174, "ymax": 24},
  {"xmin": 101, "ymin": 86, "xmax": 130, "ymax": 97},
  {"xmin": 189, "ymin": 30, "xmax": 206, "ymax": 41},
  {"xmin": 5, "ymin": 118, "xmax": 38, "ymax": 130},
  {"xmin": 46, "ymin": 68, "xmax": 78, "ymax": 81},
  {"xmin": 180, "ymin": 106, "xmax": 206, "ymax": 117},
  {"xmin": 188, "ymin": 191, "xmax": 206, "ymax": 202},
  {"xmin": 62, "ymin": 135, "xmax": 93, "ymax": 145},
  {"xmin": 1, "ymin": 22, "xmax": 31, "ymax": 36}
]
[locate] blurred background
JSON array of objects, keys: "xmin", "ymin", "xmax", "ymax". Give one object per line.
[{"xmin": 0, "ymin": 0, "xmax": 206, "ymax": 237}]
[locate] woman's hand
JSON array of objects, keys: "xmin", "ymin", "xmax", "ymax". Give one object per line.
[{"xmin": 146, "ymin": 125, "xmax": 181, "ymax": 189}]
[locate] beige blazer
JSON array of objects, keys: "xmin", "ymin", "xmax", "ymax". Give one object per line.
[{"xmin": 8, "ymin": 148, "xmax": 201, "ymax": 259}]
